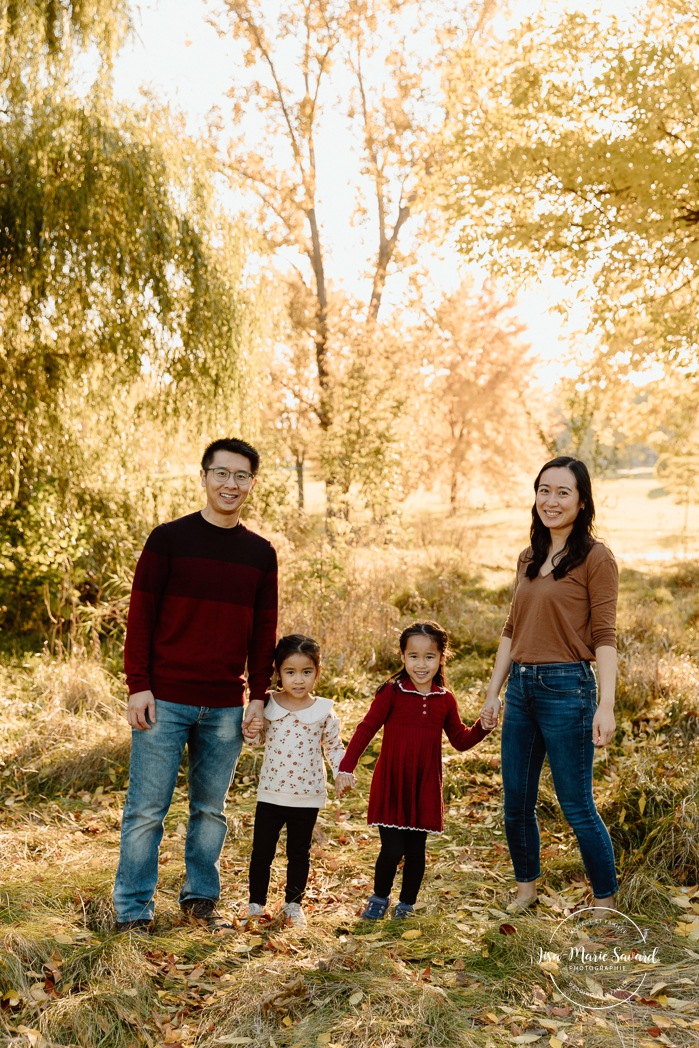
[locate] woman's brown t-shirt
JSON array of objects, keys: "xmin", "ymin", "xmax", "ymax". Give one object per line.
[{"xmin": 502, "ymin": 541, "xmax": 618, "ymax": 664}]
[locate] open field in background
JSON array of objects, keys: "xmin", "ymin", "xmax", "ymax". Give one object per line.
[
  {"xmin": 295, "ymin": 473, "xmax": 699, "ymax": 588},
  {"xmin": 1, "ymin": 500, "xmax": 698, "ymax": 1047}
]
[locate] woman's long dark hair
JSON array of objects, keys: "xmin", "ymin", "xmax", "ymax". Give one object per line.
[
  {"xmin": 525, "ymin": 456, "xmax": 596, "ymax": 580},
  {"xmin": 383, "ymin": 621, "xmax": 452, "ymax": 689}
]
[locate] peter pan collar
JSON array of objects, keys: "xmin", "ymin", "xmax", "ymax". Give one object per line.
[
  {"xmin": 265, "ymin": 695, "xmax": 334, "ymax": 724},
  {"xmin": 397, "ymin": 678, "xmax": 447, "ymax": 699}
]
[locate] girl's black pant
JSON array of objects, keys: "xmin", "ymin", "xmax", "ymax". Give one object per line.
[
  {"xmin": 248, "ymin": 801, "xmax": 319, "ymax": 904},
  {"xmin": 373, "ymin": 826, "xmax": 428, "ymax": 905}
]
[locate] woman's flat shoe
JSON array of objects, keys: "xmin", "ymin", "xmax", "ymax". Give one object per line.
[{"xmin": 507, "ymin": 896, "xmax": 539, "ymax": 913}]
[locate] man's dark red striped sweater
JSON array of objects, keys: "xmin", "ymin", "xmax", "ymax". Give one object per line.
[{"xmin": 124, "ymin": 512, "xmax": 278, "ymax": 707}]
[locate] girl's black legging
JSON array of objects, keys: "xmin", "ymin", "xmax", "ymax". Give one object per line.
[
  {"xmin": 374, "ymin": 826, "xmax": 428, "ymax": 905},
  {"xmin": 248, "ymin": 801, "xmax": 319, "ymax": 905}
]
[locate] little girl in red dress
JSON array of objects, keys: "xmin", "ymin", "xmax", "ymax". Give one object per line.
[{"xmin": 338, "ymin": 621, "xmax": 491, "ymax": 919}]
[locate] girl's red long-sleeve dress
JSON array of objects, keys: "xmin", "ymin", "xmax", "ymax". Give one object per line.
[{"xmin": 339, "ymin": 676, "xmax": 489, "ymax": 833}]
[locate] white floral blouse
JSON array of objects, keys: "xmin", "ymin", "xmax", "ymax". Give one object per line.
[{"xmin": 254, "ymin": 695, "xmax": 346, "ymax": 808}]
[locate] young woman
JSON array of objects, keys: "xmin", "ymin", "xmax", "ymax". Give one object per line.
[
  {"xmin": 339, "ymin": 621, "xmax": 490, "ymax": 920},
  {"xmin": 243, "ymin": 635, "xmax": 355, "ymax": 926},
  {"xmin": 480, "ymin": 457, "xmax": 618, "ymax": 913}
]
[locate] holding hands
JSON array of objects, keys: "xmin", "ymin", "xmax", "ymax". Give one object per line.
[
  {"xmin": 243, "ymin": 713, "xmax": 265, "ymax": 739},
  {"xmin": 334, "ymin": 772, "xmax": 356, "ymax": 798},
  {"xmin": 479, "ymin": 694, "xmax": 501, "ymax": 731}
]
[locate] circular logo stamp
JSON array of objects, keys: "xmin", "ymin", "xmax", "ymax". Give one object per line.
[{"xmin": 538, "ymin": 907, "xmax": 661, "ymax": 1010}]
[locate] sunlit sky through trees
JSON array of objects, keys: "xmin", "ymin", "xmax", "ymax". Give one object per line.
[{"xmin": 107, "ymin": 0, "xmax": 634, "ymax": 393}]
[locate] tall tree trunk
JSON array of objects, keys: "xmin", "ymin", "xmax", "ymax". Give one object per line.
[
  {"xmin": 449, "ymin": 471, "xmax": 458, "ymax": 515},
  {"xmin": 295, "ymin": 454, "xmax": 305, "ymax": 511}
]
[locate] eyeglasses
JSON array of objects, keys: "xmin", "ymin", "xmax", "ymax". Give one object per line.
[{"xmin": 205, "ymin": 468, "xmax": 255, "ymax": 486}]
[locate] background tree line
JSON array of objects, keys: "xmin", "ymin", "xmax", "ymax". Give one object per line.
[{"xmin": 2, "ymin": 0, "xmax": 697, "ymax": 639}]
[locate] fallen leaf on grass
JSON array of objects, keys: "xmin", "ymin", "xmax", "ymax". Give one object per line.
[
  {"xmin": 584, "ymin": 976, "xmax": 605, "ymax": 997},
  {"xmin": 665, "ymin": 997, "xmax": 695, "ymax": 1011},
  {"xmin": 674, "ymin": 920, "xmax": 699, "ymax": 939},
  {"xmin": 511, "ymin": 1035, "xmax": 543, "ymax": 1044},
  {"xmin": 14, "ymin": 1029, "xmax": 47, "ymax": 1048},
  {"xmin": 400, "ymin": 929, "xmax": 422, "ymax": 940},
  {"xmin": 549, "ymin": 1038, "xmax": 564, "ymax": 1048},
  {"xmin": 499, "ymin": 923, "xmax": 517, "ymax": 936},
  {"xmin": 265, "ymin": 936, "xmax": 300, "ymax": 954},
  {"xmin": 348, "ymin": 992, "xmax": 363, "ymax": 1006},
  {"xmin": 424, "ymin": 984, "xmax": 448, "ymax": 999},
  {"xmin": 215, "ymin": 1038, "xmax": 254, "ymax": 1045}
]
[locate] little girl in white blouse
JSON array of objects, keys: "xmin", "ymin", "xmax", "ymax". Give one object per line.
[{"xmin": 242, "ymin": 634, "xmax": 355, "ymax": 926}]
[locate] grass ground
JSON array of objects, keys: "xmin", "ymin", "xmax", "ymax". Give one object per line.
[{"xmin": 1, "ymin": 507, "xmax": 699, "ymax": 1047}]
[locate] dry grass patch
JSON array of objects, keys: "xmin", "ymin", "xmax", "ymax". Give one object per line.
[{"xmin": 1, "ymin": 560, "xmax": 699, "ymax": 1045}]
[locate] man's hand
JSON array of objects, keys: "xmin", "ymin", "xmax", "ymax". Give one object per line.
[
  {"xmin": 127, "ymin": 690, "xmax": 156, "ymax": 730},
  {"xmin": 242, "ymin": 714, "xmax": 264, "ymax": 739},
  {"xmin": 243, "ymin": 698, "xmax": 265, "ymax": 731}
]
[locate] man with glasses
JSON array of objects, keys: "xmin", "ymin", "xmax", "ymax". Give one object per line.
[{"xmin": 114, "ymin": 438, "xmax": 277, "ymax": 932}]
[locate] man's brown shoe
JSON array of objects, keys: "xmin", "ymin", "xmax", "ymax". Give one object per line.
[
  {"xmin": 115, "ymin": 918, "xmax": 153, "ymax": 934},
  {"xmin": 181, "ymin": 897, "xmax": 235, "ymax": 931}
]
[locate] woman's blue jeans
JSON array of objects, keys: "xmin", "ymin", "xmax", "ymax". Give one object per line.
[
  {"xmin": 113, "ymin": 700, "xmax": 243, "ymax": 922},
  {"xmin": 501, "ymin": 661, "xmax": 617, "ymax": 898}
]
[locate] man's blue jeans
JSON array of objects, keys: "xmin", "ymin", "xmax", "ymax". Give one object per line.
[
  {"xmin": 113, "ymin": 700, "xmax": 243, "ymax": 922},
  {"xmin": 501, "ymin": 661, "xmax": 618, "ymax": 899}
]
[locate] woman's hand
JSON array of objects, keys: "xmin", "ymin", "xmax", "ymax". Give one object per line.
[
  {"xmin": 481, "ymin": 636, "xmax": 511, "ymax": 731},
  {"xmin": 479, "ymin": 695, "xmax": 502, "ymax": 731},
  {"xmin": 592, "ymin": 704, "xmax": 615, "ymax": 747}
]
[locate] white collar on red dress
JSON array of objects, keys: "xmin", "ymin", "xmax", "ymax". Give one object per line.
[{"xmin": 397, "ymin": 678, "xmax": 447, "ymax": 698}]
